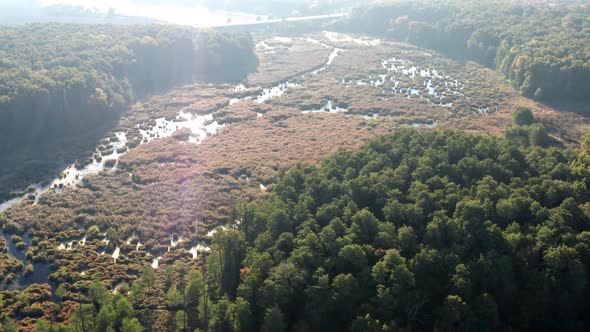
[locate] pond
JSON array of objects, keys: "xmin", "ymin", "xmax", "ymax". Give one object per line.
[
  {"xmin": 255, "ymin": 82, "xmax": 300, "ymax": 103},
  {"xmin": 139, "ymin": 110, "xmax": 223, "ymax": 145},
  {"xmin": 302, "ymin": 101, "xmax": 348, "ymax": 114}
]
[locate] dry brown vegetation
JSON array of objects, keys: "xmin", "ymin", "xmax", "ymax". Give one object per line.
[
  {"xmin": 2, "ymin": 32, "xmax": 590, "ymax": 328},
  {"xmin": 273, "ymin": 32, "xmax": 590, "ymax": 143},
  {"xmin": 247, "ymin": 36, "xmax": 331, "ymax": 86},
  {"xmin": 0, "ymin": 236, "xmax": 23, "ymax": 286}
]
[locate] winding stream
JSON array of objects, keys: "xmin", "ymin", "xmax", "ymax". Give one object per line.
[
  {"xmin": 312, "ymin": 48, "xmax": 343, "ymax": 74},
  {"xmin": 0, "ymin": 99, "xmax": 227, "ymax": 289},
  {"xmin": 0, "ymin": 34, "xmax": 340, "ymax": 289},
  {"xmin": 0, "ymin": 32, "xmax": 478, "ymax": 217},
  {"xmin": 0, "ymin": 111, "xmax": 223, "ymax": 214}
]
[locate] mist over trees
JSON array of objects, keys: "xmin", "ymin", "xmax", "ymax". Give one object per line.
[
  {"xmin": 2, "ymin": 1, "xmax": 590, "ymax": 331},
  {"xmin": 337, "ymin": 0, "xmax": 590, "ymax": 102},
  {"xmin": 126, "ymin": 0, "xmax": 366, "ymax": 16},
  {"xmin": 0, "ymin": 24, "xmax": 258, "ymax": 149}
]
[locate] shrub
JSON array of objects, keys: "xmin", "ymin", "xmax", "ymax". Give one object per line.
[
  {"xmin": 11, "ymin": 235, "xmax": 23, "ymax": 243},
  {"xmin": 104, "ymin": 159, "xmax": 117, "ymax": 168},
  {"xmin": 534, "ymin": 88, "xmax": 544, "ymax": 101},
  {"xmin": 512, "ymin": 107, "xmax": 536, "ymax": 126},
  {"xmin": 102, "ymin": 149, "xmax": 114, "ymax": 156}
]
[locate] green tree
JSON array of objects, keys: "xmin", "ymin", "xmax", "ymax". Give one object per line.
[
  {"xmin": 350, "ymin": 209, "xmax": 379, "ymax": 244},
  {"xmin": 208, "ymin": 296, "xmax": 235, "ymax": 332},
  {"xmin": 434, "ymin": 295, "xmax": 467, "ymax": 331},
  {"xmin": 116, "ymin": 282, "xmax": 130, "ymax": 295},
  {"xmin": 210, "ymin": 229, "xmax": 247, "ymax": 298},
  {"xmin": 55, "ymin": 283, "xmax": 67, "ymax": 300},
  {"xmin": 397, "ymin": 225, "xmax": 418, "ymax": 257},
  {"xmin": 450, "ymin": 264, "xmax": 472, "ymax": 300},
  {"xmin": 130, "ymin": 280, "xmax": 145, "ymax": 306},
  {"xmin": 534, "ymin": 87, "xmax": 544, "ymax": 100},
  {"xmin": 512, "ymin": 107, "xmax": 536, "ymax": 126},
  {"xmin": 332, "ymin": 273, "xmax": 360, "ymax": 324},
  {"xmin": 261, "ymin": 305, "xmax": 285, "ymax": 332},
  {"xmin": 167, "ymin": 284, "xmax": 183, "ymax": 310},
  {"xmin": 304, "ymin": 268, "xmax": 333, "ymax": 330},
  {"xmin": 467, "ymin": 293, "xmax": 499, "ymax": 331},
  {"xmin": 528, "ymin": 124, "xmax": 548, "ymax": 147},
  {"xmin": 113, "ymin": 294, "xmax": 134, "ymax": 329},
  {"xmin": 2, "ymin": 318, "xmax": 19, "ymax": 332},
  {"xmin": 68, "ymin": 304, "xmax": 96, "ymax": 332},
  {"xmin": 185, "ymin": 270, "xmax": 204, "ymax": 331},
  {"xmin": 35, "ymin": 320, "xmax": 52, "ymax": 332},
  {"xmin": 95, "ymin": 303, "xmax": 116, "ymax": 332},
  {"xmin": 351, "ymin": 314, "xmax": 382, "ymax": 332},
  {"xmin": 232, "ymin": 297, "xmax": 252, "ymax": 332},
  {"xmin": 336, "ymin": 244, "xmax": 368, "ymax": 275},
  {"xmin": 121, "ymin": 318, "xmax": 143, "ymax": 332},
  {"xmin": 141, "ymin": 265, "xmax": 157, "ymax": 293},
  {"xmin": 372, "ymin": 249, "xmax": 417, "ymax": 326},
  {"xmin": 88, "ymin": 276, "xmax": 111, "ymax": 307},
  {"xmin": 266, "ymin": 261, "xmax": 305, "ymax": 312},
  {"xmin": 175, "ymin": 310, "xmax": 188, "ymax": 332}
]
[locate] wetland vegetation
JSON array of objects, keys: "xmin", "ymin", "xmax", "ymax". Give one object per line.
[
  {"xmin": 337, "ymin": 0, "xmax": 590, "ymax": 102},
  {"xmin": 1, "ymin": 0, "xmax": 590, "ymax": 331}
]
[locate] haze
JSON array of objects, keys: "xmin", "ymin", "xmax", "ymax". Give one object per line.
[
  {"xmin": 0, "ymin": 0, "xmax": 589, "ymax": 331},
  {"xmin": 0, "ymin": 0, "xmax": 362, "ymax": 25}
]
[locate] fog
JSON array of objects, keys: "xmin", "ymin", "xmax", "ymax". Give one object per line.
[
  {"xmin": 0, "ymin": 0, "xmax": 362, "ymax": 25},
  {"xmin": 37, "ymin": 0, "xmax": 265, "ymax": 26},
  {"xmin": 0, "ymin": 0, "xmax": 261, "ymax": 25}
]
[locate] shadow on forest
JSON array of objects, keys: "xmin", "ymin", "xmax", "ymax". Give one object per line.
[
  {"xmin": 543, "ymin": 100, "xmax": 590, "ymax": 117},
  {"xmin": 0, "ymin": 113, "xmax": 121, "ymax": 200}
]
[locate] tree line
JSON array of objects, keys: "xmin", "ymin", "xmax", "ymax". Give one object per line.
[{"xmin": 336, "ymin": 0, "xmax": 590, "ymax": 103}]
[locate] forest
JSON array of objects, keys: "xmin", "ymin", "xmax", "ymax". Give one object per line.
[
  {"xmin": 2, "ymin": 1, "xmax": 590, "ymax": 331},
  {"xmin": 336, "ymin": 0, "xmax": 590, "ymax": 102},
  {"xmin": 3, "ymin": 109, "xmax": 590, "ymax": 331},
  {"xmin": 0, "ymin": 23, "xmax": 258, "ymax": 200},
  {"xmin": 0, "ymin": 23, "xmax": 258, "ymax": 149}
]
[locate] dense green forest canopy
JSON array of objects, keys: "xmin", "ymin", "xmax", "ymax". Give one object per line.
[
  {"xmin": 11, "ymin": 118, "xmax": 590, "ymax": 331},
  {"xmin": 0, "ymin": 23, "xmax": 258, "ymax": 147},
  {"xmin": 209, "ymin": 115, "xmax": 590, "ymax": 331},
  {"xmin": 205, "ymin": 125, "xmax": 590, "ymax": 331},
  {"xmin": 336, "ymin": 0, "xmax": 590, "ymax": 102}
]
